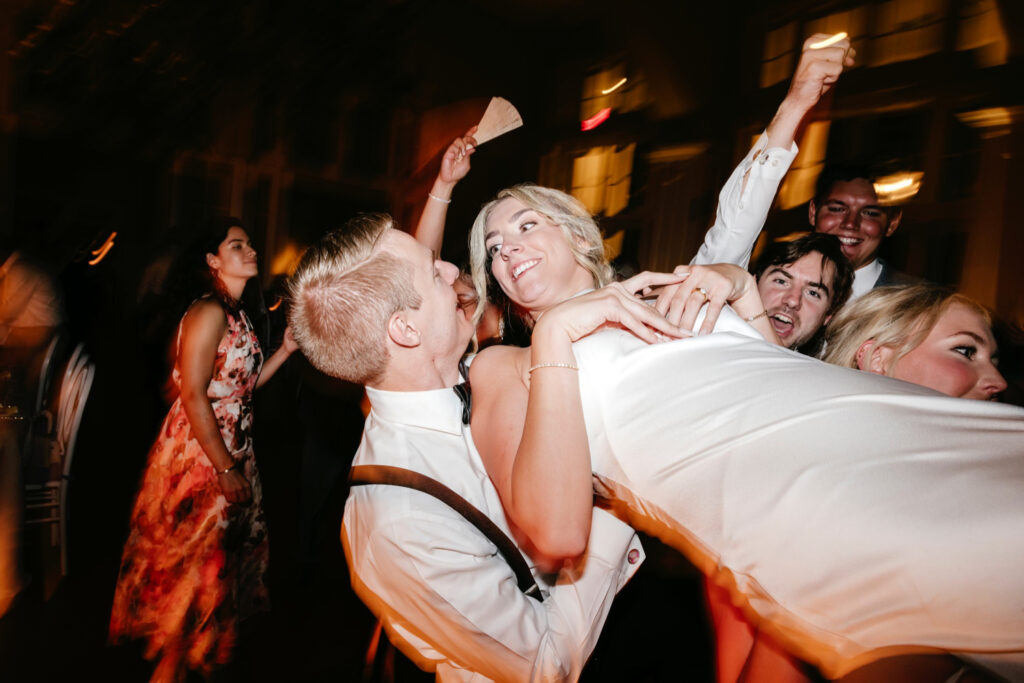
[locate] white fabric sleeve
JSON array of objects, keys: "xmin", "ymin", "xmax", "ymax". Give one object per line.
[
  {"xmin": 690, "ymin": 132, "xmax": 798, "ymax": 269},
  {"xmin": 345, "ymin": 504, "xmax": 642, "ymax": 683}
]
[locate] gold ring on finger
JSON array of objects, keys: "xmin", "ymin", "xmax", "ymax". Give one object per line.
[{"xmin": 696, "ymin": 287, "xmax": 709, "ymax": 301}]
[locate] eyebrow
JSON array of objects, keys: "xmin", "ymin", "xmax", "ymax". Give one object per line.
[
  {"xmin": 766, "ymin": 265, "xmax": 831, "ymax": 296},
  {"xmin": 825, "ymin": 198, "xmax": 884, "ymax": 212},
  {"xmin": 953, "ymin": 330, "xmax": 987, "ymax": 344},
  {"xmin": 484, "ymin": 208, "xmax": 533, "ymax": 243}
]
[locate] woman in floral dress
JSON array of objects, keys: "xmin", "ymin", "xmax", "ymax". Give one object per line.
[{"xmin": 110, "ymin": 220, "xmax": 296, "ymax": 682}]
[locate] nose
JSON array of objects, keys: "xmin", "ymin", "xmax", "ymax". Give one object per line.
[
  {"xmin": 978, "ymin": 362, "xmax": 1008, "ymax": 400},
  {"xmin": 499, "ymin": 236, "xmax": 522, "ymax": 259},
  {"xmin": 437, "ymin": 259, "xmax": 460, "ymax": 285},
  {"xmin": 782, "ymin": 289, "xmax": 801, "ymax": 310},
  {"xmin": 841, "ymin": 211, "xmax": 859, "ymax": 232}
]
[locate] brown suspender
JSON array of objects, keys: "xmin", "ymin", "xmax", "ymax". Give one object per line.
[{"xmin": 348, "ymin": 464, "xmax": 544, "ymax": 602}]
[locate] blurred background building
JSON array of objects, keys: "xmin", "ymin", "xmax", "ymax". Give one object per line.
[{"xmin": 0, "ymin": 0, "xmax": 1020, "ymax": 324}]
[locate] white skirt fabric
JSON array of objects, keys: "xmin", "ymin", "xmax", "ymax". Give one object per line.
[{"xmin": 573, "ymin": 317, "xmax": 1024, "ymax": 679}]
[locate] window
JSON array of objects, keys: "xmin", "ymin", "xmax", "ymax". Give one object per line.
[
  {"xmin": 570, "ymin": 144, "xmax": 635, "ymax": 218},
  {"xmin": 956, "ymin": 0, "xmax": 1008, "ymax": 67},
  {"xmin": 760, "ymin": 23, "xmax": 797, "ymax": 88},
  {"xmin": 870, "ymin": 0, "xmax": 945, "ymax": 67}
]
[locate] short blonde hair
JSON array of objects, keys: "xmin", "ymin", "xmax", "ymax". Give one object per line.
[
  {"xmin": 823, "ymin": 284, "xmax": 992, "ymax": 374},
  {"xmin": 288, "ymin": 214, "xmax": 421, "ymax": 385},
  {"xmin": 469, "ymin": 184, "xmax": 614, "ymax": 324}
]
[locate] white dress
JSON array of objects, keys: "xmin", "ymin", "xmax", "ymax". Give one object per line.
[{"xmin": 572, "ymin": 312, "xmax": 1024, "ymax": 679}]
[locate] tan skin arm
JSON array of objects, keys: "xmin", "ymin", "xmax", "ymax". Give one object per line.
[
  {"xmin": 413, "ymin": 127, "xmax": 477, "ymax": 254},
  {"xmin": 255, "ymin": 326, "xmax": 297, "ymax": 390},
  {"xmin": 178, "ymin": 300, "xmax": 251, "ymax": 504},
  {"xmin": 472, "ymin": 274, "xmax": 689, "ymax": 569},
  {"xmin": 762, "ymin": 34, "xmax": 854, "ymax": 152}
]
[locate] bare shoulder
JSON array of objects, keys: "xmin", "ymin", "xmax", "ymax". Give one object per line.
[
  {"xmin": 469, "ymin": 344, "xmax": 529, "ymax": 386},
  {"xmin": 181, "ymin": 299, "xmax": 228, "ymax": 343}
]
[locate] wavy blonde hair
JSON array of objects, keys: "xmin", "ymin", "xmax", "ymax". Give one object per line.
[
  {"xmin": 469, "ymin": 184, "xmax": 613, "ymax": 325},
  {"xmin": 288, "ymin": 214, "xmax": 421, "ymax": 385},
  {"xmin": 823, "ymin": 284, "xmax": 992, "ymax": 374}
]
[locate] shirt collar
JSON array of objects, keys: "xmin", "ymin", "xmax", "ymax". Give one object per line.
[
  {"xmin": 365, "ymin": 385, "xmax": 465, "ymax": 436},
  {"xmin": 851, "ymin": 258, "xmax": 883, "ymax": 299}
]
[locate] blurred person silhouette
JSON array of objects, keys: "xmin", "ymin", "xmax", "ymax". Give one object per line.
[
  {"xmin": 0, "ymin": 238, "xmax": 66, "ymax": 409},
  {"xmin": 109, "ymin": 217, "xmax": 297, "ymax": 683}
]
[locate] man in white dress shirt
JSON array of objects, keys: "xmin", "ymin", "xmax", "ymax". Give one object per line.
[
  {"xmin": 288, "ymin": 214, "xmax": 644, "ymax": 682},
  {"xmin": 694, "ymin": 36, "xmax": 914, "ymax": 305}
]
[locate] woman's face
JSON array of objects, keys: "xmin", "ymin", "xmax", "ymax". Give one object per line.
[
  {"xmin": 891, "ymin": 303, "xmax": 1007, "ymax": 400},
  {"xmin": 209, "ymin": 226, "xmax": 258, "ymax": 282},
  {"xmin": 483, "ymin": 197, "xmax": 595, "ymax": 316}
]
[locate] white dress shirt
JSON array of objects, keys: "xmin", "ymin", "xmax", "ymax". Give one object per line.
[
  {"xmin": 343, "ymin": 385, "xmax": 644, "ymax": 682},
  {"xmin": 849, "ymin": 259, "xmax": 883, "ymax": 301},
  {"xmin": 691, "ymin": 132, "xmax": 799, "ymax": 268}
]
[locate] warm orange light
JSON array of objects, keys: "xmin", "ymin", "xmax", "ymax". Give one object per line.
[
  {"xmin": 270, "ymin": 243, "xmax": 303, "ymax": 276},
  {"xmin": 809, "ymin": 32, "xmax": 847, "ymax": 49},
  {"xmin": 873, "ymin": 172, "xmax": 923, "ymax": 205},
  {"xmin": 601, "ymin": 78, "xmax": 627, "ymax": 95},
  {"xmin": 581, "ymin": 108, "xmax": 611, "ymax": 131},
  {"xmin": 88, "ymin": 232, "xmax": 117, "ymax": 265},
  {"xmin": 267, "ymin": 297, "xmax": 282, "ymax": 312}
]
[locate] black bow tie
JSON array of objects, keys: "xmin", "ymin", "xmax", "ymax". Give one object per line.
[{"xmin": 453, "ymin": 358, "xmax": 472, "ymax": 425}]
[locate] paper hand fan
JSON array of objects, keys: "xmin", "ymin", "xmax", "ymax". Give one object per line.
[{"xmin": 474, "ymin": 97, "xmax": 523, "ymax": 145}]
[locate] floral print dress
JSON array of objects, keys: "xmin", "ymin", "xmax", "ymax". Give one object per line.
[{"xmin": 110, "ymin": 298, "xmax": 269, "ymax": 675}]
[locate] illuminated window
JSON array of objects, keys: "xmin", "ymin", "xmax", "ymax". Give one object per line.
[
  {"xmin": 776, "ymin": 121, "xmax": 831, "ymax": 210},
  {"xmin": 956, "ymin": 0, "xmax": 1008, "ymax": 67},
  {"xmin": 570, "ymin": 144, "xmax": 635, "ymax": 217},
  {"xmin": 760, "ymin": 23, "xmax": 797, "ymax": 88},
  {"xmin": 870, "ymin": 0, "xmax": 945, "ymax": 67}
]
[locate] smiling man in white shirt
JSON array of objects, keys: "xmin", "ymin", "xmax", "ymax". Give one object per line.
[{"xmin": 288, "ymin": 214, "xmax": 644, "ymax": 682}]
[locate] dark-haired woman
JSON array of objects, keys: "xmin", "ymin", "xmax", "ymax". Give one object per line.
[{"xmin": 110, "ymin": 221, "xmax": 296, "ymax": 682}]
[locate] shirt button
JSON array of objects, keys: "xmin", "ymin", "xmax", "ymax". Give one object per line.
[{"xmin": 627, "ymin": 548, "xmax": 640, "ymax": 564}]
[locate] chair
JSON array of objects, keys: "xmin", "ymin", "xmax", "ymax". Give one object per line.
[
  {"xmin": 21, "ymin": 330, "xmax": 67, "ymax": 456},
  {"xmin": 23, "ymin": 343, "xmax": 95, "ymax": 577}
]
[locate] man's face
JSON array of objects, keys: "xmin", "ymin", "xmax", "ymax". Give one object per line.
[
  {"xmin": 809, "ymin": 179, "xmax": 901, "ymax": 269},
  {"xmin": 757, "ymin": 251, "xmax": 837, "ymax": 349},
  {"xmin": 382, "ymin": 230, "xmax": 474, "ymax": 359}
]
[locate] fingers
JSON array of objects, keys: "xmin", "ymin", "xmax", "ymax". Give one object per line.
[
  {"xmin": 803, "ymin": 32, "xmax": 849, "ymax": 53},
  {"xmin": 606, "ymin": 287, "xmax": 687, "ymax": 341},
  {"xmin": 619, "ymin": 269, "xmax": 689, "ymax": 296},
  {"xmin": 699, "ymin": 298, "xmax": 726, "ymax": 336}
]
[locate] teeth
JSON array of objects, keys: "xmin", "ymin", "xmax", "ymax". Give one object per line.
[
  {"xmin": 512, "ymin": 260, "xmax": 539, "ymax": 279},
  {"xmin": 772, "ymin": 313, "xmax": 793, "ymax": 324},
  {"xmin": 838, "ymin": 237, "xmax": 861, "ymax": 245}
]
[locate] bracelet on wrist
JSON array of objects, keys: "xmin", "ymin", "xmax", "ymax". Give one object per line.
[
  {"xmin": 528, "ymin": 362, "xmax": 579, "ymax": 374},
  {"xmin": 427, "ymin": 192, "xmax": 451, "ymax": 204},
  {"xmin": 744, "ymin": 309, "xmax": 769, "ymax": 323},
  {"xmin": 217, "ymin": 463, "xmax": 239, "ymax": 475}
]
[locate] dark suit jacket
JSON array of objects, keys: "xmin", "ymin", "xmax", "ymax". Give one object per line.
[{"xmin": 873, "ymin": 258, "xmax": 920, "ymax": 289}]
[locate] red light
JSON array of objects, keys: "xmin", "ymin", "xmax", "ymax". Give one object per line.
[{"xmin": 581, "ymin": 108, "xmax": 611, "ymax": 131}]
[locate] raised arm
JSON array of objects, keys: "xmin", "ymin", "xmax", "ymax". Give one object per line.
[
  {"xmin": 471, "ymin": 273, "xmax": 687, "ymax": 566},
  {"xmin": 412, "ymin": 128, "xmax": 477, "ymax": 254},
  {"xmin": 692, "ymin": 33, "xmax": 855, "ymax": 268}
]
